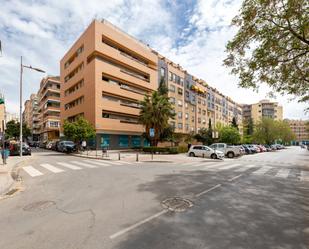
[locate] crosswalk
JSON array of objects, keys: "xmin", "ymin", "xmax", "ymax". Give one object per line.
[
  {"xmin": 22, "ymin": 160, "xmax": 134, "ymax": 177},
  {"xmin": 181, "ymin": 161, "xmax": 309, "ymax": 182}
]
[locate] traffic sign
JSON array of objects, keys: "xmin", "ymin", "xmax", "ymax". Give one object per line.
[{"xmin": 149, "ymin": 128, "xmax": 155, "ymax": 137}]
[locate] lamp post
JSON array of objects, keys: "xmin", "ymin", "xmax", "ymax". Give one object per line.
[{"xmin": 19, "ymin": 56, "xmax": 45, "ymax": 157}]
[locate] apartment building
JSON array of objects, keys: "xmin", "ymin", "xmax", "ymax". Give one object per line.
[
  {"xmin": 60, "ymin": 19, "xmax": 243, "ymax": 149},
  {"xmin": 285, "ymin": 119, "xmax": 309, "ymax": 144},
  {"xmin": 37, "ymin": 76, "xmax": 61, "ymax": 142},
  {"xmin": 23, "ymin": 94, "xmax": 40, "ymax": 141},
  {"xmin": 242, "ymin": 100, "xmax": 283, "ymax": 123}
]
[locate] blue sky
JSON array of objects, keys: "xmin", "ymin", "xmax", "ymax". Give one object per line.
[{"xmin": 0, "ymin": 0, "xmax": 308, "ymax": 119}]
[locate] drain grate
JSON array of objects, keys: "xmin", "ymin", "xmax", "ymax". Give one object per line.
[
  {"xmin": 5, "ymin": 188, "xmax": 18, "ymax": 196},
  {"xmin": 161, "ymin": 197, "xmax": 193, "ymax": 212},
  {"xmin": 23, "ymin": 201, "xmax": 55, "ymax": 212}
]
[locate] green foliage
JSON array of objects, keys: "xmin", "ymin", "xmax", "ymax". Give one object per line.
[
  {"xmin": 219, "ymin": 126, "xmax": 241, "ymax": 144},
  {"xmin": 231, "ymin": 117, "xmax": 239, "ymax": 130},
  {"xmin": 276, "ymin": 120, "xmax": 296, "ymax": 143},
  {"xmin": 142, "ymin": 146, "xmax": 178, "ymax": 154},
  {"xmin": 224, "ymin": 0, "xmax": 309, "ymax": 105},
  {"xmin": 139, "ymin": 90, "xmax": 175, "ymax": 146},
  {"xmin": 5, "ymin": 120, "xmax": 31, "ymax": 139},
  {"xmin": 194, "ymin": 127, "xmax": 213, "ymax": 145},
  {"xmin": 63, "ymin": 117, "xmax": 95, "ymax": 143},
  {"xmin": 244, "ymin": 117, "xmax": 254, "ymax": 136},
  {"xmin": 242, "ymin": 135, "xmax": 253, "ymax": 144},
  {"xmin": 158, "ymin": 76, "xmax": 168, "ymax": 95},
  {"xmin": 184, "ymin": 132, "xmax": 195, "ymax": 144},
  {"xmin": 177, "ymin": 145, "xmax": 188, "ymax": 153}
]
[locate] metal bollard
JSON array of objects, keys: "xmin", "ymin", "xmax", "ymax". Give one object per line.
[
  {"xmin": 118, "ymin": 152, "xmax": 120, "ymax": 160},
  {"xmin": 136, "ymin": 153, "xmax": 139, "ymax": 162},
  {"xmin": 202, "ymin": 153, "xmax": 205, "ymax": 158}
]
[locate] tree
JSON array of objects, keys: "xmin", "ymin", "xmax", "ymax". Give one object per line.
[
  {"xmin": 245, "ymin": 117, "xmax": 254, "ymax": 136},
  {"xmin": 253, "ymin": 117, "xmax": 278, "ymax": 145},
  {"xmin": 5, "ymin": 120, "xmax": 31, "ymax": 139},
  {"xmin": 224, "ymin": 0, "xmax": 309, "ymax": 104},
  {"xmin": 63, "ymin": 117, "xmax": 95, "ymax": 145},
  {"xmin": 139, "ymin": 90, "xmax": 175, "ymax": 146},
  {"xmin": 194, "ymin": 127, "xmax": 213, "ymax": 145},
  {"xmin": 219, "ymin": 126, "xmax": 241, "ymax": 144},
  {"xmin": 158, "ymin": 76, "xmax": 168, "ymax": 96},
  {"xmin": 275, "ymin": 120, "xmax": 296, "ymax": 144},
  {"xmin": 231, "ymin": 117, "xmax": 239, "ymax": 130}
]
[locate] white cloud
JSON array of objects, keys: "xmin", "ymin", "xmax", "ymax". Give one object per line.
[{"xmin": 0, "ymin": 0, "xmax": 307, "ymax": 120}]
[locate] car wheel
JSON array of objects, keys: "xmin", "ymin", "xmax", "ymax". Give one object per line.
[
  {"xmin": 189, "ymin": 152, "xmax": 195, "ymax": 157},
  {"xmin": 227, "ymin": 152, "xmax": 235, "ymax": 158},
  {"xmin": 211, "ymin": 153, "xmax": 217, "ymax": 159}
]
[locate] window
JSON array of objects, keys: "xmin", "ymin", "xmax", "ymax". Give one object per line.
[
  {"xmin": 185, "ymin": 103, "xmax": 188, "ymax": 109},
  {"xmin": 202, "ymin": 100, "xmax": 206, "ymax": 106},
  {"xmin": 185, "ymin": 91, "xmax": 189, "ymax": 98},
  {"xmin": 178, "ymin": 100, "xmax": 183, "ymax": 107},
  {"xmin": 178, "ymin": 87, "xmax": 183, "ymax": 95},
  {"xmin": 119, "ymin": 135, "xmax": 129, "ymax": 148},
  {"xmin": 64, "ymin": 63, "xmax": 84, "ymax": 82},
  {"xmin": 202, "ymin": 110, "xmax": 206, "ymax": 115},
  {"xmin": 198, "ymin": 118, "xmax": 201, "ymax": 123},
  {"xmin": 169, "ymin": 97, "xmax": 175, "ymax": 104},
  {"xmin": 169, "ymin": 84, "xmax": 175, "ymax": 92},
  {"xmin": 64, "ymin": 45, "xmax": 84, "ymax": 69},
  {"xmin": 170, "ymin": 121, "xmax": 176, "ymax": 128},
  {"xmin": 180, "ymin": 78, "xmax": 184, "ymax": 86},
  {"xmin": 64, "ymin": 96, "xmax": 84, "ymax": 110},
  {"xmin": 178, "ymin": 111, "xmax": 182, "ymax": 119},
  {"xmin": 132, "ymin": 136, "xmax": 141, "ymax": 147},
  {"xmin": 192, "ymin": 106, "xmax": 195, "ymax": 112},
  {"xmin": 101, "ymin": 134, "xmax": 110, "ymax": 148},
  {"xmin": 173, "ymin": 73, "xmax": 176, "ymax": 82},
  {"xmin": 198, "ymin": 98, "xmax": 201, "ymax": 104},
  {"xmin": 48, "ymin": 121, "xmax": 59, "ymax": 128},
  {"xmin": 65, "ymin": 79, "xmax": 84, "ymax": 96},
  {"xmin": 185, "ymin": 113, "xmax": 189, "ymax": 119},
  {"xmin": 198, "ymin": 108, "xmax": 201, "ymax": 114},
  {"xmin": 160, "ymin": 67, "xmax": 165, "ymax": 78},
  {"xmin": 178, "ymin": 123, "xmax": 183, "ymax": 129},
  {"xmin": 169, "ymin": 72, "xmax": 173, "ymax": 81},
  {"xmin": 185, "ymin": 124, "xmax": 189, "ymax": 131}
]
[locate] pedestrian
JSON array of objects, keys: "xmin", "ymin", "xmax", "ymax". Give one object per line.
[{"xmin": 82, "ymin": 140, "xmax": 87, "ymax": 151}]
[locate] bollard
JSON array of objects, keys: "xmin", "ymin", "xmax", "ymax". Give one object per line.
[
  {"xmin": 118, "ymin": 152, "xmax": 120, "ymax": 161},
  {"xmin": 136, "ymin": 152, "xmax": 139, "ymax": 162},
  {"xmin": 202, "ymin": 153, "xmax": 205, "ymax": 158}
]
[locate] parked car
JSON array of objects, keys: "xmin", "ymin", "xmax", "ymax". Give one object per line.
[
  {"xmin": 258, "ymin": 145, "xmax": 267, "ymax": 152},
  {"xmin": 57, "ymin": 141, "xmax": 77, "ymax": 153},
  {"xmin": 264, "ymin": 145, "xmax": 272, "ymax": 152},
  {"xmin": 209, "ymin": 143, "xmax": 241, "ymax": 158},
  {"xmin": 188, "ymin": 145, "xmax": 224, "ymax": 159},
  {"xmin": 245, "ymin": 144, "xmax": 257, "ymax": 153},
  {"xmin": 242, "ymin": 145, "xmax": 253, "ymax": 154},
  {"xmin": 9, "ymin": 143, "xmax": 31, "ymax": 156},
  {"xmin": 46, "ymin": 141, "xmax": 54, "ymax": 150}
]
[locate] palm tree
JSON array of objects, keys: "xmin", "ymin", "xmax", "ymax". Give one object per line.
[{"xmin": 139, "ymin": 90, "xmax": 175, "ymax": 146}]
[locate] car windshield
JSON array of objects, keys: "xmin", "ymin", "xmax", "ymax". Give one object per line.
[{"xmin": 64, "ymin": 141, "xmax": 74, "ymax": 145}]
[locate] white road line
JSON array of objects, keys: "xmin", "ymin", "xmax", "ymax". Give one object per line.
[
  {"xmin": 117, "ymin": 161, "xmax": 132, "ymax": 164},
  {"xmin": 300, "ymin": 171, "xmax": 309, "ymax": 182},
  {"xmin": 23, "ymin": 166, "xmax": 43, "ymax": 177},
  {"xmin": 274, "ymin": 169, "xmax": 290, "ymax": 178},
  {"xmin": 195, "ymin": 184, "xmax": 222, "ymax": 197},
  {"xmin": 228, "ymin": 174, "xmax": 243, "ymax": 182},
  {"xmin": 252, "ymin": 166, "xmax": 272, "ymax": 175},
  {"xmin": 110, "ymin": 210, "xmax": 168, "ymax": 240},
  {"xmin": 201, "ymin": 163, "xmax": 229, "ymax": 171},
  {"xmin": 216, "ymin": 163, "xmax": 241, "ymax": 171},
  {"xmin": 40, "ymin": 163, "xmax": 65, "ymax": 173},
  {"xmin": 103, "ymin": 161, "xmax": 123, "ymax": 165},
  {"xmin": 234, "ymin": 164, "xmax": 257, "ymax": 172},
  {"xmin": 85, "ymin": 160, "xmax": 111, "ymax": 167},
  {"xmin": 182, "ymin": 162, "xmax": 201, "ymax": 166},
  {"xmin": 57, "ymin": 162, "xmax": 82, "ymax": 170},
  {"xmin": 71, "ymin": 161, "xmax": 97, "ymax": 168}
]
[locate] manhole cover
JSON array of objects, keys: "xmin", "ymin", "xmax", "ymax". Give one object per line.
[
  {"xmin": 23, "ymin": 201, "xmax": 55, "ymax": 212},
  {"xmin": 161, "ymin": 197, "xmax": 193, "ymax": 212}
]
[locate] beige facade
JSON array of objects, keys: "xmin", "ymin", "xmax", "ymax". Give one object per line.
[
  {"xmin": 37, "ymin": 76, "xmax": 61, "ymax": 142},
  {"xmin": 243, "ymin": 100, "xmax": 283, "ymax": 123},
  {"xmin": 60, "ymin": 19, "xmax": 243, "ymax": 149},
  {"xmin": 285, "ymin": 119, "xmax": 309, "ymax": 143},
  {"xmin": 23, "ymin": 94, "xmax": 40, "ymax": 141},
  {"xmin": 0, "ymin": 103, "xmax": 5, "ymax": 133}
]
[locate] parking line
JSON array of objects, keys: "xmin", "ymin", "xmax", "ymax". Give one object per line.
[
  {"xmin": 109, "ymin": 210, "xmax": 168, "ymax": 240},
  {"xmin": 252, "ymin": 166, "xmax": 272, "ymax": 175},
  {"xmin": 228, "ymin": 174, "xmax": 243, "ymax": 182},
  {"xmin": 40, "ymin": 163, "xmax": 65, "ymax": 173},
  {"xmin": 57, "ymin": 162, "xmax": 82, "ymax": 170},
  {"xmin": 195, "ymin": 184, "xmax": 222, "ymax": 197},
  {"xmin": 85, "ymin": 160, "xmax": 111, "ymax": 167},
  {"xmin": 71, "ymin": 161, "xmax": 97, "ymax": 168},
  {"xmin": 213, "ymin": 163, "xmax": 241, "ymax": 171},
  {"xmin": 23, "ymin": 166, "xmax": 43, "ymax": 177}
]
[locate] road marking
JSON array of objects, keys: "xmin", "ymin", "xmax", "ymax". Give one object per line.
[
  {"xmin": 274, "ymin": 169, "xmax": 290, "ymax": 178},
  {"xmin": 103, "ymin": 161, "xmax": 123, "ymax": 165},
  {"xmin": 57, "ymin": 162, "xmax": 82, "ymax": 170},
  {"xmin": 40, "ymin": 163, "xmax": 65, "ymax": 173},
  {"xmin": 191, "ymin": 162, "xmax": 221, "ymax": 168},
  {"xmin": 195, "ymin": 184, "xmax": 222, "ymax": 197},
  {"xmin": 234, "ymin": 164, "xmax": 256, "ymax": 172},
  {"xmin": 182, "ymin": 162, "xmax": 203, "ymax": 166},
  {"xmin": 117, "ymin": 161, "xmax": 132, "ymax": 164},
  {"xmin": 252, "ymin": 166, "xmax": 272, "ymax": 175},
  {"xmin": 228, "ymin": 174, "xmax": 243, "ymax": 182},
  {"xmin": 23, "ymin": 166, "xmax": 43, "ymax": 177},
  {"xmin": 85, "ymin": 160, "xmax": 111, "ymax": 167},
  {"xmin": 71, "ymin": 161, "xmax": 97, "ymax": 168},
  {"xmin": 110, "ymin": 210, "xmax": 168, "ymax": 240},
  {"xmin": 300, "ymin": 171, "xmax": 309, "ymax": 181},
  {"xmin": 201, "ymin": 163, "xmax": 229, "ymax": 171},
  {"xmin": 216, "ymin": 163, "xmax": 241, "ymax": 171}
]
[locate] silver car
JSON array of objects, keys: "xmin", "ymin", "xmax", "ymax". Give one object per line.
[{"xmin": 188, "ymin": 145, "xmax": 225, "ymax": 159}]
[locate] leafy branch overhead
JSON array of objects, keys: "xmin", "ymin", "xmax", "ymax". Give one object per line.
[{"xmin": 224, "ymin": 0, "xmax": 309, "ymax": 103}]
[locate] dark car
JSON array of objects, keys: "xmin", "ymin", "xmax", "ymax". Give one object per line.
[
  {"xmin": 57, "ymin": 141, "xmax": 76, "ymax": 153},
  {"xmin": 9, "ymin": 143, "xmax": 31, "ymax": 156},
  {"xmin": 242, "ymin": 145, "xmax": 252, "ymax": 154}
]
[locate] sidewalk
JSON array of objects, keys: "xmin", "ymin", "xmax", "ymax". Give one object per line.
[
  {"xmin": 0, "ymin": 156, "xmax": 26, "ymax": 196},
  {"xmin": 73, "ymin": 150, "xmax": 216, "ymax": 163}
]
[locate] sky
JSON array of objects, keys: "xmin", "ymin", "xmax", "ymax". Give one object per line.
[{"xmin": 0, "ymin": 0, "xmax": 308, "ymax": 120}]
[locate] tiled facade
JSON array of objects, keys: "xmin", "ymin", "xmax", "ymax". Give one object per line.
[
  {"xmin": 37, "ymin": 76, "xmax": 61, "ymax": 142},
  {"xmin": 60, "ymin": 19, "xmax": 243, "ymax": 149},
  {"xmin": 23, "ymin": 94, "xmax": 40, "ymax": 141}
]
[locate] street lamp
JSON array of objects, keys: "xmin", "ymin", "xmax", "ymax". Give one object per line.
[{"xmin": 19, "ymin": 56, "xmax": 45, "ymax": 157}]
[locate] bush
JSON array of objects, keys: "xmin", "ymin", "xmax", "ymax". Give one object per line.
[
  {"xmin": 142, "ymin": 146, "xmax": 179, "ymax": 154},
  {"xmin": 177, "ymin": 145, "xmax": 188, "ymax": 153}
]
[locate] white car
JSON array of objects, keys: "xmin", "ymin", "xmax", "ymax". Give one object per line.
[{"xmin": 188, "ymin": 145, "xmax": 225, "ymax": 159}]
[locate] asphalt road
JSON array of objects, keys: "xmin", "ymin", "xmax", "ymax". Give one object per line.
[{"xmin": 0, "ymin": 147, "xmax": 308, "ymax": 249}]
